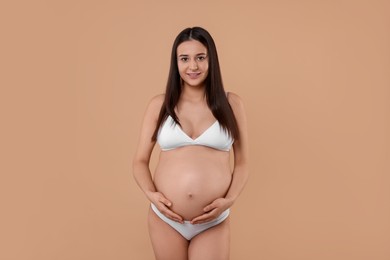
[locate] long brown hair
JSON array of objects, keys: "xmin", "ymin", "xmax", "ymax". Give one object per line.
[{"xmin": 151, "ymin": 27, "xmax": 239, "ymax": 141}]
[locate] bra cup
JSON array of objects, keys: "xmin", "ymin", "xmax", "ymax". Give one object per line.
[
  {"xmin": 157, "ymin": 115, "xmax": 234, "ymax": 151},
  {"xmin": 195, "ymin": 123, "xmax": 233, "ymax": 151}
]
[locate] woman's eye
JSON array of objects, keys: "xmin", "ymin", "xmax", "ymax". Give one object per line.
[
  {"xmin": 197, "ymin": 56, "xmax": 206, "ymax": 61},
  {"xmin": 180, "ymin": 57, "xmax": 188, "ymax": 62}
]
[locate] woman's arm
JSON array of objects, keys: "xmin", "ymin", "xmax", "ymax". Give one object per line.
[
  {"xmin": 133, "ymin": 94, "xmax": 184, "ymax": 223},
  {"xmin": 223, "ymin": 92, "xmax": 249, "ymax": 204},
  {"xmin": 191, "ymin": 92, "xmax": 249, "ymax": 224}
]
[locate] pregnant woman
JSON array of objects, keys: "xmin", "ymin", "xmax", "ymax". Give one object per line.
[{"xmin": 133, "ymin": 27, "xmax": 249, "ymax": 260}]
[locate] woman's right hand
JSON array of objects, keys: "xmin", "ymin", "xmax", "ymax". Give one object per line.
[{"xmin": 147, "ymin": 191, "xmax": 184, "ymax": 223}]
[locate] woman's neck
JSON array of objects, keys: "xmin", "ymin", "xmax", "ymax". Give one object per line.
[{"xmin": 181, "ymin": 84, "xmax": 206, "ymax": 102}]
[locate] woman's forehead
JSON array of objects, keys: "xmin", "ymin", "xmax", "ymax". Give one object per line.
[{"xmin": 177, "ymin": 40, "xmax": 207, "ymax": 55}]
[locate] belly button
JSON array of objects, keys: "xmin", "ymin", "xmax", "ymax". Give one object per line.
[{"xmin": 188, "ymin": 193, "xmax": 193, "ymax": 199}]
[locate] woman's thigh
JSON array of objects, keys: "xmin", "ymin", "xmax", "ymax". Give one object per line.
[
  {"xmin": 188, "ymin": 217, "xmax": 230, "ymax": 260},
  {"xmin": 147, "ymin": 207, "xmax": 189, "ymax": 260}
]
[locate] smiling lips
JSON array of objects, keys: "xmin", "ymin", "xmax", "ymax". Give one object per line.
[{"xmin": 187, "ymin": 72, "xmax": 201, "ymax": 79}]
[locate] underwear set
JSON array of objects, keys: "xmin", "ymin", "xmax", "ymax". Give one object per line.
[{"xmin": 154, "ymin": 112, "xmax": 234, "ymax": 240}]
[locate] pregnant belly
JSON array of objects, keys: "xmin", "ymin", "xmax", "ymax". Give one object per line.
[{"xmin": 154, "ymin": 148, "xmax": 232, "ymax": 220}]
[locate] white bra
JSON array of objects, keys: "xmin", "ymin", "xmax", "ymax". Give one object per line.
[{"xmin": 157, "ymin": 115, "xmax": 234, "ymax": 151}]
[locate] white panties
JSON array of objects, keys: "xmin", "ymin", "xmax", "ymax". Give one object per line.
[{"xmin": 150, "ymin": 203, "xmax": 230, "ymax": 240}]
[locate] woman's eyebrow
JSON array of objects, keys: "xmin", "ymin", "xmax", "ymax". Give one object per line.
[{"xmin": 178, "ymin": 53, "xmax": 207, "ymax": 57}]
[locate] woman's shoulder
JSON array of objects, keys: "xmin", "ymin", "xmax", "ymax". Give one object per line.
[
  {"xmin": 226, "ymin": 91, "xmax": 244, "ymax": 108},
  {"xmin": 147, "ymin": 93, "xmax": 165, "ymax": 109},
  {"xmin": 143, "ymin": 93, "xmax": 165, "ymax": 120}
]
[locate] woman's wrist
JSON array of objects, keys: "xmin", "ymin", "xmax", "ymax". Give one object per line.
[
  {"xmin": 145, "ymin": 189, "xmax": 156, "ymax": 202},
  {"xmin": 224, "ymin": 196, "xmax": 235, "ymax": 208}
]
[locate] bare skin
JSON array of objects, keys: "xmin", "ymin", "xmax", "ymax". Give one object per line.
[
  {"xmin": 154, "ymin": 144, "xmax": 232, "ymax": 221},
  {"xmin": 133, "ymin": 40, "xmax": 249, "ymax": 260}
]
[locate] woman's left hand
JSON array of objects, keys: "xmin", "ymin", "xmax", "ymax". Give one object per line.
[{"xmin": 190, "ymin": 198, "xmax": 233, "ymax": 224}]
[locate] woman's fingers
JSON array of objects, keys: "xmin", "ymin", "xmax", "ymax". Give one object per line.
[
  {"xmin": 192, "ymin": 198, "xmax": 228, "ymax": 224},
  {"xmin": 151, "ymin": 192, "xmax": 184, "ymax": 223},
  {"xmin": 203, "ymin": 198, "xmax": 226, "ymax": 212},
  {"xmin": 159, "ymin": 204, "xmax": 184, "ymax": 223},
  {"xmin": 190, "ymin": 209, "xmax": 218, "ymax": 224},
  {"xmin": 203, "ymin": 202, "xmax": 217, "ymax": 212},
  {"xmin": 158, "ymin": 196, "xmax": 172, "ymax": 207}
]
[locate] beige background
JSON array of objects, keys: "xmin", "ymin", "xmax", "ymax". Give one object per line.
[{"xmin": 1, "ymin": 0, "xmax": 389, "ymax": 259}]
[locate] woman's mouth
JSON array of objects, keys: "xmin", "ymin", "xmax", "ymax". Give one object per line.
[{"xmin": 187, "ymin": 72, "xmax": 201, "ymax": 79}]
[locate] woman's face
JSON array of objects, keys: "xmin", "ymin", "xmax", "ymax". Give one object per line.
[{"xmin": 177, "ymin": 40, "xmax": 209, "ymax": 88}]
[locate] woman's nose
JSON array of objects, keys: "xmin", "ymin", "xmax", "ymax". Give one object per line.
[{"xmin": 189, "ymin": 60, "xmax": 198, "ymax": 70}]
